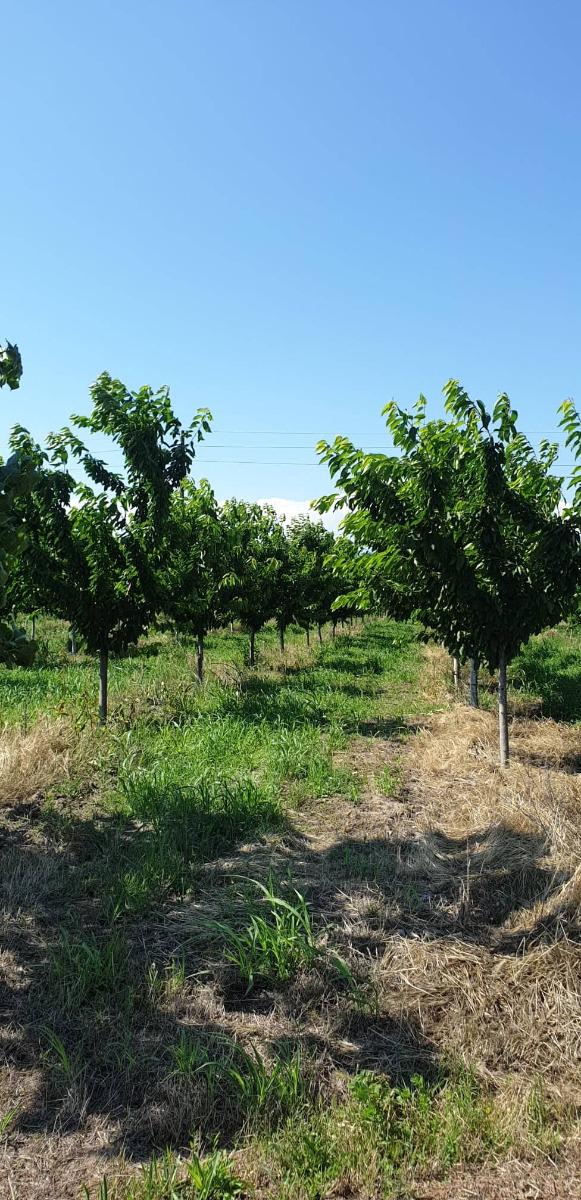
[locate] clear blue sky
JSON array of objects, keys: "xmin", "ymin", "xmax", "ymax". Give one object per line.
[{"xmin": 3, "ymin": 0, "xmax": 581, "ymax": 504}]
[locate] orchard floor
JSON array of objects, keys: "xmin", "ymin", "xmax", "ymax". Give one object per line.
[{"xmin": 2, "ymin": 621, "xmax": 581, "ymax": 1198}]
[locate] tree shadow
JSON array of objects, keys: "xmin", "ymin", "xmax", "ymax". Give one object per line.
[
  {"xmin": 512, "ymin": 641, "xmax": 581, "ymax": 721},
  {"xmin": 0, "ymin": 797, "xmax": 442, "ymax": 1167},
  {"xmin": 323, "ymin": 824, "xmax": 568, "ymax": 935},
  {"xmin": 514, "ymin": 745, "xmax": 581, "ymax": 774},
  {"xmin": 2, "ymin": 747, "xmax": 571, "ymax": 1179}
]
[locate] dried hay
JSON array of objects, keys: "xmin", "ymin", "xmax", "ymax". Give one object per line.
[{"xmin": 0, "ymin": 717, "xmax": 79, "ymax": 806}]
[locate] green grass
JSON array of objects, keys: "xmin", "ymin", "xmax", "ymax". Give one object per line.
[
  {"xmin": 2, "ymin": 616, "xmax": 577, "ymax": 1197},
  {"xmin": 210, "ymin": 878, "xmax": 320, "ymax": 992},
  {"xmin": 19, "ymin": 618, "xmax": 422, "ymax": 930},
  {"xmin": 85, "ymin": 1149, "xmax": 244, "ymax": 1199},
  {"xmin": 511, "ymin": 624, "xmax": 581, "ymax": 721},
  {"xmin": 167, "ymin": 1033, "xmax": 309, "ymax": 1130},
  {"xmin": 253, "ymin": 1067, "xmax": 526, "ymax": 1198},
  {"xmin": 48, "ymin": 930, "xmax": 133, "ymax": 1009}
]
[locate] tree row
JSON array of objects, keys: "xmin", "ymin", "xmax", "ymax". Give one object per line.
[{"xmin": 1, "ymin": 371, "xmax": 359, "ymax": 720}]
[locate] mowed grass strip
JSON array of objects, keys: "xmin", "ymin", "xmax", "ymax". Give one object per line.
[{"xmin": 4, "ymin": 620, "xmax": 581, "ymax": 1198}]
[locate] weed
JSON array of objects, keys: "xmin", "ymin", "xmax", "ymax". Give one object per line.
[
  {"xmin": 85, "ymin": 1149, "xmax": 243, "ymax": 1199},
  {"xmin": 211, "ymin": 878, "xmax": 318, "ymax": 991},
  {"xmin": 41, "ymin": 1027, "xmax": 76, "ymax": 1082},
  {"xmin": 0, "ymin": 1105, "xmax": 19, "ymax": 1138},
  {"xmin": 226, "ymin": 1044, "xmax": 308, "ymax": 1124},
  {"xmin": 165, "ymin": 1031, "xmax": 310, "ymax": 1135},
  {"xmin": 48, "ymin": 930, "xmax": 132, "ymax": 1010}
]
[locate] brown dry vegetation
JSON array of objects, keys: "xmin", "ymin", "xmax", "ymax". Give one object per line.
[{"xmin": 2, "ymin": 630, "xmax": 581, "ymax": 1198}]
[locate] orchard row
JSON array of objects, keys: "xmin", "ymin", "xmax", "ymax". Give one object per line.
[
  {"xmin": 0, "ymin": 369, "xmax": 360, "ymax": 721},
  {"xmin": 3, "ymin": 348, "xmax": 581, "ymax": 764}
]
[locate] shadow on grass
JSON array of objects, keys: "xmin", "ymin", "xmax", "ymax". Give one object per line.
[
  {"xmin": 512, "ymin": 637, "xmax": 581, "ymax": 722},
  {"xmin": 0, "ymin": 786, "xmax": 447, "ymax": 1162},
  {"xmin": 1, "ymin": 773, "xmax": 573, "ymax": 1167}
]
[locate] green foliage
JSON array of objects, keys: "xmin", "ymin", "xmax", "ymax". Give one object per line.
[
  {"xmin": 286, "ymin": 517, "xmax": 337, "ymax": 632},
  {"xmin": 220, "ymin": 500, "xmax": 282, "ymax": 641},
  {"xmin": 0, "ymin": 347, "xmax": 41, "ymax": 632},
  {"xmin": 0, "ymin": 341, "xmax": 22, "ymax": 390},
  {"xmin": 317, "ymin": 381, "xmax": 581, "ymax": 762},
  {"xmin": 262, "ymin": 1068, "xmax": 508, "ymax": 1199},
  {"xmin": 86, "ymin": 1149, "xmax": 244, "ymax": 1200},
  {"xmin": 8, "ymin": 374, "xmax": 212, "ymax": 716},
  {"xmin": 48, "ymin": 931, "xmax": 132, "ymax": 1009},
  {"xmin": 155, "ymin": 480, "xmax": 233, "ymax": 680},
  {"xmin": 210, "ymin": 878, "xmax": 319, "ymax": 991},
  {"xmin": 0, "ymin": 1106, "xmax": 19, "ymax": 1138},
  {"xmin": 318, "ymin": 381, "xmax": 579, "ymax": 672},
  {"xmin": 0, "ymin": 618, "xmax": 36, "ymax": 665},
  {"xmin": 512, "ymin": 625, "xmax": 581, "ymax": 721},
  {"xmin": 168, "ymin": 1033, "xmax": 308, "ymax": 1129}
]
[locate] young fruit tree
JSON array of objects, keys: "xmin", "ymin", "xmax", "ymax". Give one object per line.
[
  {"xmin": 156, "ymin": 479, "xmax": 233, "ymax": 681},
  {"xmin": 220, "ymin": 500, "xmax": 282, "ymax": 666},
  {"xmin": 317, "ymin": 382, "xmax": 581, "ymax": 766},
  {"xmin": 287, "ymin": 517, "xmax": 337, "ymax": 644},
  {"xmin": 11, "ymin": 373, "xmax": 211, "ymax": 721}
]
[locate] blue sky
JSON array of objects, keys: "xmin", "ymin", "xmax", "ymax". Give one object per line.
[{"xmin": 3, "ymin": 0, "xmax": 581, "ymax": 510}]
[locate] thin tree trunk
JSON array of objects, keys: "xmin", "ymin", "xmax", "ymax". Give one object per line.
[
  {"xmin": 317, "ymin": 623, "xmax": 323, "ymax": 645},
  {"xmin": 31, "ymin": 614, "xmax": 36, "ymax": 640},
  {"xmin": 498, "ymin": 648, "xmax": 509, "ymax": 767},
  {"xmin": 453, "ymin": 656, "xmax": 461, "ymax": 692},
  {"xmin": 70, "ymin": 628, "xmax": 78, "ymax": 655},
  {"xmin": 249, "ymin": 629, "xmax": 256, "ymax": 667},
  {"xmin": 332, "ymin": 621, "xmax": 336, "ymax": 639},
  {"xmin": 305, "ymin": 626, "xmax": 310, "ymax": 647},
  {"xmin": 229, "ymin": 621, "xmax": 234, "ymax": 634},
  {"xmin": 196, "ymin": 633, "xmax": 204, "ymax": 683},
  {"xmin": 469, "ymin": 659, "xmax": 479, "ymax": 708},
  {"xmin": 99, "ymin": 647, "xmax": 108, "ymax": 725},
  {"xmin": 279, "ymin": 625, "xmax": 285, "ymax": 652}
]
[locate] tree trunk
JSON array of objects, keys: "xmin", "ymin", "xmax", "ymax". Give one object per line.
[
  {"xmin": 70, "ymin": 628, "xmax": 78, "ymax": 655},
  {"xmin": 31, "ymin": 614, "xmax": 36, "ymax": 640},
  {"xmin": 305, "ymin": 626, "xmax": 310, "ymax": 647},
  {"xmin": 469, "ymin": 659, "xmax": 479, "ymax": 708},
  {"xmin": 453, "ymin": 656, "xmax": 461, "ymax": 692},
  {"xmin": 99, "ymin": 647, "xmax": 108, "ymax": 725},
  {"xmin": 279, "ymin": 625, "xmax": 285, "ymax": 652},
  {"xmin": 229, "ymin": 621, "xmax": 234, "ymax": 634},
  {"xmin": 498, "ymin": 648, "xmax": 509, "ymax": 767},
  {"xmin": 317, "ymin": 623, "xmax": 323, "ymax": 645},
  {"xmin": 196, "ymin": 633, "xmax": 204, "ymax": 683},
  {"xmin": 249, "ymin": 629, "xmax": 256, "ymax": 667}
]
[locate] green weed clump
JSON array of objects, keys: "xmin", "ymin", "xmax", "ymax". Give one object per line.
[
  {"xmin": 168, "ymin": 1033, "xmax": 309, "ymax": 1131},
  {"xmin": 211, "ymin": 878, "xmax": 319, "ymax": 992},
  {"xmin": 48, "ymin": 931, "xmax": 132, "ymax": 1010},
  {"xmin": 85, "ymin": 1148, "xmax": 244, "ymax": 1199},
  {"xmin": 121, "ymin": 774, "xmax": 280, "ymax": 858},
  {"xmin": 103, "ymin": 777, "xmax": 281, "ymax": 919}
]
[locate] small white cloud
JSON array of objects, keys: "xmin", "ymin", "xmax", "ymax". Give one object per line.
[{"xmin": 259, "ymin": 497, "xmax": 343, "ymax": 531}]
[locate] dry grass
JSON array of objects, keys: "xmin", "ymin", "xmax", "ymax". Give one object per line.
[
  {"xmin": 0, "ymin": 718, "xmax": 81, "ymax": 807},
  {"xmin": 409, "ymin": 706, "xmax": 581, "ymax": 927},
  {"xmin": 363, "ymin": 703, "xmax": 581, "ymax": 1103}
]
